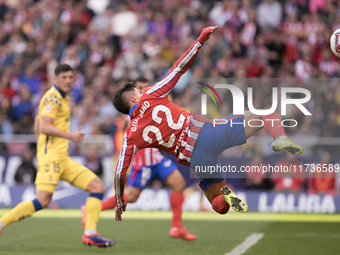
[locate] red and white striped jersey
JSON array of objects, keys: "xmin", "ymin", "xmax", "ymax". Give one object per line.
[
  {"xmin": 131, "ymin": 148, "xmax": 163, "ymax": 169},
  {"xmin": 115, "ymin": 33, "xmax": 211, "ymax": 208}
]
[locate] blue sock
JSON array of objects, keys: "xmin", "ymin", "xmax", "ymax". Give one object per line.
[{"xmin": 32, "ymin": 199, "xmax": 43, "ymax": 211}]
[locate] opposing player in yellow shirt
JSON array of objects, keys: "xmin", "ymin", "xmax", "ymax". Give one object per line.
[{"xmin": 0, "ymin": 64, "xmax": 115, "ymax": 247}]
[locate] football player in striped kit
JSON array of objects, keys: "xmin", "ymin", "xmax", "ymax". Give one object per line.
[{"xmin": 112, "ymin": 26, "xmax": 303, "ymax": 222}]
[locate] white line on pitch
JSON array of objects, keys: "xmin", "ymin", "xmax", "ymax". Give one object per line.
[{"xmin": 225, "ymin": 233, "xmax": 264, "ymax": 255}]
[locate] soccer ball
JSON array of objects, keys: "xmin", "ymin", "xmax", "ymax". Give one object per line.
[{"xmin": 330, "ymin": 28, "xmax": 340, "ymax": 58}]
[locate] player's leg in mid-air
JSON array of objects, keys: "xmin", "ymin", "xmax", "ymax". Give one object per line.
[
  {"xmin": 82, "ymin": 157, "xmax": 196, "ymax": 240},
  {"xmin": 243, "ymin": 111, "xmax": 303, "ymax": 155},
  {"xmin": 191, "ymin": 111, "xmax": 303, "ymax": 214},
  {"xmin": 59, "ymin": 157, "xmax": 115, "ymax": 247}
]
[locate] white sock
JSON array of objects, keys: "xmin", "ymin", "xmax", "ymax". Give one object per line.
[
  {"xmin": 0, "ymin": 220, "xmax": 4, "ymax": 231},
  {"xmin": 277, "ymin": 136, "xmax": 287, "ymax": 139},
  {"xmin": 84, "ymin": 229, "xmax": 97, "ymax": 235}
]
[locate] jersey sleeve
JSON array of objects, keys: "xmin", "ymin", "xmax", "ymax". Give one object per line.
[
  {"xmin": 40, "ymin": 93, "xmax": 62, "ymax": 119},
  {"xmin": 115, "ymin": 132, "xmax": 138, "ymax": 208},
  {"xmin": 145, "ymin": 39, "xmax": 203, "ymax": 98}
]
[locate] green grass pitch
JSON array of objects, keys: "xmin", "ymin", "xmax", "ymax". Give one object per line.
[{"xmin": 0, "ymin": 209, "xmax": 339, "ymax": 255}]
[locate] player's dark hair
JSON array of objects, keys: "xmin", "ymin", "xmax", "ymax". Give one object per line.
[
  {"xmin": 112, "ymin": 82, "xmax": 136, "ymax": 114},
  {"xmin": 54, "ymin": 64, "xmax": 73, "ymax": 76},
  {"xmin": 135, "ymin": 76, "xmax": 149, "ymax": 84}
]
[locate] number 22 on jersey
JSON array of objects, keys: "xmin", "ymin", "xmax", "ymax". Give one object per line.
[{"xmin": 142, "ymin": 105, "xmax": 185, "ymax": 147}]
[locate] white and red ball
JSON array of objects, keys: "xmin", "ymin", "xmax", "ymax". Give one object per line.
[{"xmin": 330, "ymin": 28, "xmax": 340, "ymax": 58}]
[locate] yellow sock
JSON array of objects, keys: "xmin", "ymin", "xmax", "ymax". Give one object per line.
[
  {"xmin": 0, "ymin": 199, "xmax": 42, "ymax": 228},
  {"xmin": 85, "ymin": 193, "xmax": 103, "ymax": 231}
]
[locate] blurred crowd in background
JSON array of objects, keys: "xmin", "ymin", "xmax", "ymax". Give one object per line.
[{"xmin": 0, "ymin": 0, "xmax": 339, "ymax": 192}]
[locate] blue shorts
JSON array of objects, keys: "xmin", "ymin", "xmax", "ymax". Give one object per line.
[
  {"xmin": 190, "ymin": 115, "xmax": 246, "ymax": 191},
  {"xmin": 127, "ymin": 157, "xmax": 177, "ymax": 189}
]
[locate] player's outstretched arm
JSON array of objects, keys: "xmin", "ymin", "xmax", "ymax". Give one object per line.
[
  {"xmin": 114, "ymin": 133, "xmax": 138, "ymax": 221},
  {"xmin": 145, "ymin": 26, "xmax": 218, "ymax": 98},
  {"xmin": 40, "ymin": 116, "xmax": 85, "ymax": 143}
]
